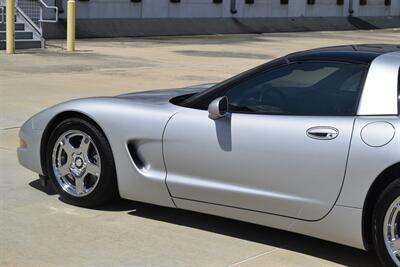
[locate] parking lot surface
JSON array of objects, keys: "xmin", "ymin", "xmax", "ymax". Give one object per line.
[{"xmin": 1, "ymin": 29, "xmax": 400, "ymax": 266}]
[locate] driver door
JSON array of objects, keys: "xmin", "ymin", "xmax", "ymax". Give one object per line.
[{"xmin": 163, "ymin": 61, "xmax": 367, "ymax": 221}]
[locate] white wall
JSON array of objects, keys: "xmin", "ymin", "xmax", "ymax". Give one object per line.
[
  {"xmin": 70, "ymin": 0, "xmax": 400, "ymax": 19},
  {"xmin": 353, "ymin": 0, "xmax": 393, "ymax": 16}
]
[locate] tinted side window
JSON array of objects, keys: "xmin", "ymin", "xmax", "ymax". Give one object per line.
[{"xmin": 224, "ymin": 62, "xmax": 368, "ymax": 116}]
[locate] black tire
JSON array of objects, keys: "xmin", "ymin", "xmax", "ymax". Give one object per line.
[
  {"xmin": 372, "ymin": 179, "xmax": 400, "ymax": 267},
  {"xmin": 46, "ymin": 117, "xmax": 119, "ymax": 208}
]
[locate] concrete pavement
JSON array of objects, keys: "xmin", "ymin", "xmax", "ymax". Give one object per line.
[{"xmin": 1, "ymin": 29, "xmax": 400, "ymax": 266}]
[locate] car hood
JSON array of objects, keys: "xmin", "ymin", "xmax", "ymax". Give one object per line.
[
  {"xmin": 23, "ymin": 83, "xmax": 216, "ymax": 132},
  {"xmin": 115, "ymin": 83, "xmax": 215, "ymax": 105}
]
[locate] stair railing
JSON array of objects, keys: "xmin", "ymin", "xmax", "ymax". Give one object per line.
[
  {"xmin": 0, "ymin": 0, "xmax": 4, "ymax": 24},
  {"xmin": 38, "ymin": 0, "xmax": 58, "ymax": 23},
  {"xmin": 15, "ymin": 0, "xmax": 58, "ymax": 35},
  {"xmin": 0, "ymin": 6, "xmax": 4, "ymax": 24},
  {"xmin": 15, "ymin": 0, "xmax": 41, "ymax": 35}
]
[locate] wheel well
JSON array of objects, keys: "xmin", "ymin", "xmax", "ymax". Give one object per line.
[
  {"xmin": 362, "ymin": 162, "xmax": 400, "ymax": 250},
  {"xmin": 40, "ymin": 111, "xmax": 107, "ymax": 176}
]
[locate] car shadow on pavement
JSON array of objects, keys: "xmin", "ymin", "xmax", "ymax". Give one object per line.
[
  {"xmin": 29, "ymin": 179, "xmax": 57, "ymax": 196},
  {"xmin": 103, "ymin": 199, "xmax": 381, "ymax": 267},
  {"xmin": 29, "ymin": 180, "xmax": 381, "ymax": 267}
]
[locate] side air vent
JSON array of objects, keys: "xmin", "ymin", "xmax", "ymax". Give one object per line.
[{"xmin": 127, "ymin": 141, "xmax": 145, "ymax": 169}]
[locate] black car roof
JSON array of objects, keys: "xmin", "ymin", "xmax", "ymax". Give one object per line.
[{"xmin": 286, "ymin": 44, "xmax": 400, "ymax": 64}]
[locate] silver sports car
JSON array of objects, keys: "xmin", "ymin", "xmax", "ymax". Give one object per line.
[{"xmin": 18, "ymin": 44, "xmax": 400, "ymax": 266}]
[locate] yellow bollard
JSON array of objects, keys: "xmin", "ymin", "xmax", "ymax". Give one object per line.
[
  {"xmin": 6, "ymin": 0, "xmax": 15, "ymax": 54},
  {"xmin": 67, "ymin": 0, "xmax": 75, "ymax": 52}
]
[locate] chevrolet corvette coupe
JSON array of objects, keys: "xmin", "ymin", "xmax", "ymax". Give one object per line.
[{"xmin": 18, "ymin": 44, "xmax": 400, "ymax": 266}]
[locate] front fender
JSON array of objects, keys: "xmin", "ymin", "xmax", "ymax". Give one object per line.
[{"xmin": 19, "ymin": 97, "xmax": 182, "ymax": 207}]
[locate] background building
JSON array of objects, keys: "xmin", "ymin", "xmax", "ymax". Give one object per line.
[
  {"xmin": 43, "ymin": 0, "xmax": 399, "ymax": 38},
  {"xmin": 1, "ymin": 0, "xmax": 399, "ymax": 49}
]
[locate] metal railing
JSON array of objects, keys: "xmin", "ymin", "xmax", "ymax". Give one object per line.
[
  {"xmin": 17, "ymin": 0, "xmax": 41, "ymax": 26},
  {"xmin": 38, "ymin": 0, "xmax": 58, "ymax": 23},
  {"xmin": 15, "ymin": 0, "xmax": 58, "ymax": 35},
  {"xmin": 0, "ymin": 6, "xmax": 4, "ymax": 24},
  {"xmin": 0, "ymin": 0, "xmax": 4, "ymax": 24}
]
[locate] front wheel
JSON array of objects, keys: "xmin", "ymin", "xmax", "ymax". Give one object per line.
[
  {"xmin": 373, "ymin": 179, "xmax": 400, "ymax": 267},
  {"xmin": 46, "ymin": 117, "xmax": 118, "ymax": 208}
]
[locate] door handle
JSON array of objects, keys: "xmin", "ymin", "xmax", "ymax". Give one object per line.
[{"xmin": 307, "ymin": 127, "xmax": 339, "ymax": 140}]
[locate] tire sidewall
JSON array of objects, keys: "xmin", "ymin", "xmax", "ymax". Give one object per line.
[{"xmin": 46, "ymin": 118, "xmax": 118, "ymax": 207}]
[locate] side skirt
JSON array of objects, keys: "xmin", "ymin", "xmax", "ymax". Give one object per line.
[{"xmin": 173, "ymin": 198, "xmax": 365, "ymax": 250}]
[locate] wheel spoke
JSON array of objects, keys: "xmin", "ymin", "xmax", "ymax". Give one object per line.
[
  {"xmin": 75, "ymin": 178, "xmax": 85, "ymax": 195},
  {"xmin": 86, "ymin": 162, "xmax": 100, "ymax": 177},
  {"xmin": 57, "ymin": 163, "xmax": 70, "ymax": 177},
  {"xmin": 61, "ymin": 138, "xmax": 75, "ymax": 155},
  {"xmin": 79, "ymin": 136, "xmax": 91, "ymax": 155}
]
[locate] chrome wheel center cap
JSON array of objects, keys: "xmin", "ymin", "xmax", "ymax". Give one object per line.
[
  {"xmin": 70, "ymin": 154, "xmax": 87, "ymax": 177},
  {"xmin": 75, "ymin": 158, "xmax": 83, "ymax": 168}
]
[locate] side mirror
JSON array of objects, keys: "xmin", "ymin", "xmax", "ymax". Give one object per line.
[{"xmin": 208, "ymin": 96, "xmax": 229, "ymax": 120}]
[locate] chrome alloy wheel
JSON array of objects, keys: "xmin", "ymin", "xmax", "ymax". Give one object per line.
[
  {"xmin": 52, "ymin": 130, "xmax": 101, "ymax": 197},
  {"xmin": 383, "ymin": 196, "xmax": 400, "ymax": 265}
]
